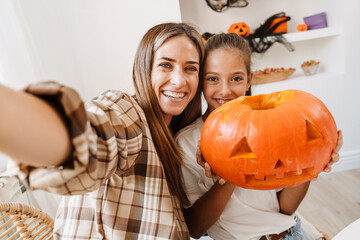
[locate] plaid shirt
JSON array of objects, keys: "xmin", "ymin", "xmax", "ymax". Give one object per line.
[{"xmin": 16, "ymin": 82, "xmax": 189, "ymax": 239}]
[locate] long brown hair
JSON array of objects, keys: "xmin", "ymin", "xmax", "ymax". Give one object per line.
[
  {"xmin": 204, "ymin": 33, "xmax": 252, "ymax": 96},
  {"xmin": 132, "ymin": 23, "xmax": 204, "ymax": 205}
]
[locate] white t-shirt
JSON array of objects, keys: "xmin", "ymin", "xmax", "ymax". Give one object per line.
[{"xmin": 175, "ymin": 117, "xmax": 296, "ymax": 240}]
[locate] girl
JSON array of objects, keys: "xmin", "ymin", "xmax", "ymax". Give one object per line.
[
  {"xmin": 0, "ymin": 22, "xmax": 204, "ymax": 239},
  {"xmin": 175, "ymin": 33, "xmax": 342, "ymax": 240}
]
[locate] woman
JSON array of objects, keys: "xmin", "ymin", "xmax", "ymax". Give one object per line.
[{"xmin": 0, "ymin": 22, "xmax": 204, "ymax": 239}]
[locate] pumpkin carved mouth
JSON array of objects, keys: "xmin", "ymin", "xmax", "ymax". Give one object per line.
[
  {"xmin": 245, "ymin": 167, "xmax": 315, "ymax": 186},
  {"xmin": 228, "ymin": 117, "xmax": 323, "ymax": 188}
]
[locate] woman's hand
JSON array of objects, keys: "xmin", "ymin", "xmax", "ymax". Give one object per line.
[
  {"xmin": 323, "ymin": 130, "xmax": 343, "ymax": 173},
  {"xmin": 196, "ymin": 143, "xmax": 227, "ymax": 185}
]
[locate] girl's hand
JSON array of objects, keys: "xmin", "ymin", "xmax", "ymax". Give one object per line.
[
  {"xmin": 323, "ymin": 130, "xmax": 343, "ymax": 173},
  {"xmin": 196, "ymin": 143, "xmax": 227, "ymax": 185}
]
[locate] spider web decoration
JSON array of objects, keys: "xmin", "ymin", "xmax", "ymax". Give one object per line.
[
  {"xmin": 202, "ymin": 32, "xmax": 215, "ymax": 41},
  {"xmin": 202, "ymin": 12, "xmax": 295, "ymax": 54},
  {"xmin": 206, "ymin": 0, "xmax": 248, "ymax": 13},
  {"xmin": 247, "ymin": 12, "xmax": 294, "ymax": 54}
]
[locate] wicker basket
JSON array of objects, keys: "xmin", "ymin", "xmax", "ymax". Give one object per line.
[
  {"xmin": 253, "ymin": 69, "xmax": 296, "ymax": 85},
  {"xmin": 0, "ymin": 202, "xmax": 54, "ymax": 240}
]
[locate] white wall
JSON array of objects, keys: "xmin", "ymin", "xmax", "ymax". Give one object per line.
[
  {"xmin": 0, "ymin": 0, "xmax": 182, "ymax": 99},
  {"xmin": 0, "ymin": 0, "xmax": 182, "ymax": 169},
  {"xmin": 180, "ymin": 0, "xmax": 360, "ymax": 172}
]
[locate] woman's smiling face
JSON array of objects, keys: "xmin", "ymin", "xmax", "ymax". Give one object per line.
[{"xmin": 151, "ymin": 35, "xmax": 200, "ymax": 125}]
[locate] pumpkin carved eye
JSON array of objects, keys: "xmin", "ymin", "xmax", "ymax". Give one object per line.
[
  {"xmin": 229, "ymin": 137, "xmax": 255, "ymax": 159},
  {"xmin": 306, "ymin": 120, "xmax": 323, "ymax": 143}
]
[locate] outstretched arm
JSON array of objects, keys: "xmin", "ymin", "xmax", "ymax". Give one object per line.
[{"xmin": 0, "ymin": 83, "xmax": 71, "ymax": 167}]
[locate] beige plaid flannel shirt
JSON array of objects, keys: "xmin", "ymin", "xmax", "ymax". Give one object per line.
[{"xmin": 16, "ymin": 82, "xmax": 189, "ymax": 239}]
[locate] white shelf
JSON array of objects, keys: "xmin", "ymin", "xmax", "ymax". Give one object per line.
[{"xmin": 284, "ymin": 27, "xmax": 341, "ymax": 43}]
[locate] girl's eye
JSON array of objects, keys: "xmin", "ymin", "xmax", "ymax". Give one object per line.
[
  {"xmin": 206, "ymin": 76, "xmax": 217, "ymax": 82},
  {"xmin": 232, "ymin": 76, "xmax": 244, "ymax": 82}
]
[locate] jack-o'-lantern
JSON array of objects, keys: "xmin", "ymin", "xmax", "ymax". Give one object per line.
[
  {"xmin": 228, "ymin": 22, "xmax": 250, "ymax": 37},
  {"xmin": 200, "ymin": 90, "xmax": 338, "ymax": 190}
]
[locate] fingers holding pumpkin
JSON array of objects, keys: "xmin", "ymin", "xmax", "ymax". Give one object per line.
[
  {"xmin": 196, "ymin": 143, "xmax": 214, "ymax": 177},
  {"xmin": 197, "ymin": 142, "xmax": 227, "ymax": 184},
  {"xmin": 334, "ymin": 130, "xmax": 343, "ymax": 153},
  {"xmin": 196, "ymin": 143, "xmax": 206, "ymax": 168},
  {"xmin": 204, "ymin": 163, "xmax": 227, "ymax": 185},
  {"xmin": 324, "ymin": 130, "xmax": 343, "ymax": 173}
]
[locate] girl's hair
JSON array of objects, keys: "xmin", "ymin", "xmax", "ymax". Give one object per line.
[
  {"xmin": 132, "ymin": 23, "xmax": 204, "ymax": 206},
  {"xmin": 204, "ymin": 33, "xmax": 252, "ymax": 96}
]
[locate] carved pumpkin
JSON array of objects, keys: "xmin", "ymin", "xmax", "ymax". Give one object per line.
[
  {"xmin": 200, "ymin": 90, "xmax": 338, "ymax": 190},
  {"xmin": 228, "ymin": 22, "xmax": 250, "ymax": 37}
]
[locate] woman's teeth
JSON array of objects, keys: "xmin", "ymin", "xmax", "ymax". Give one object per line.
[{"xmin": 162, "ymin": 91, "xmax": 186, "ymax": 99}]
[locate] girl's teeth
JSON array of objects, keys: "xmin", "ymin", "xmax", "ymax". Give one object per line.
[
  {"xmin": 217, "ymin": 99, "xmax": 231, "ymax": 105},
  {"xmin": 162, "ymin": 91, "xmax": 186, "ymax": 99}
]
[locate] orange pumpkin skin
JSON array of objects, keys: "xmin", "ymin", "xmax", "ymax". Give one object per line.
[
  {"xmin": 228, "ymin": 22, "xmax": 250, "ymax": 37},
  {"xmin": 200, "ymin": 90, "xmax": 338, "ymax": 190}
]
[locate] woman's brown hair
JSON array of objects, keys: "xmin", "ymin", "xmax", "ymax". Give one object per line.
[
  {"xmin": 204, "ymin": 33, "xmax": 252, "ymax": 96},
  {"xmin": 132, "ymin": 23, "xmax": 204, "ymax": 206}
]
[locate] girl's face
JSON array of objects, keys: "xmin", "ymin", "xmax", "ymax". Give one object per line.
[
  {"xmin": 203, "ymin": 48, "xmax": 251, "ymax": 113},
  {"xmin": 151, "ymin": 35, "xmax": 200, "ymax": 125}
]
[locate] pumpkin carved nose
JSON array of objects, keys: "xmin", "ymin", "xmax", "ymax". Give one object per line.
[
  {"xmin": 229, "ymin": 137, "xmax": 255, "ymax": 159},
  {"xmin": 274, "ymin": 159, "xmax": 285, "ymax": 169}
]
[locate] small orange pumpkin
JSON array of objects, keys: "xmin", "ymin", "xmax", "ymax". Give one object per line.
[
  {"xmin": 200, "ymin": 90, "xmax": 338, "ymax": 190},
  {"xmin": 228, "ymin": 22, "xmax": 250, "ymax": 37},
  {"xmin": 297, "ymin": 23, "xmax": 308, "ymax": 32}
]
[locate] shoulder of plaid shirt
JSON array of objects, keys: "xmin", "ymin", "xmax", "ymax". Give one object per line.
[{"xmin": 14, "ymin": 81, "xmax": 189, "ymax": 240}]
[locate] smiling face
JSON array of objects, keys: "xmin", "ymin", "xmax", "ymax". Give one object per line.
[
  {"xmin": 151, "ymin": 35, "xmax": 200, "ymax": 125},
  {"xmin": 203, "ymin": 48, "xmax": 251, "ymax": 113}
]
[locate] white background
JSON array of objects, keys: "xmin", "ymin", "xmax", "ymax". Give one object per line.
[{"xmin": 0, "ymin": 0, "xmax": 359, "ymax": 172}]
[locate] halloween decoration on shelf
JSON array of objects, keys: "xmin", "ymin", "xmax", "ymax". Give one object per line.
[
  {"xmin": 297, "ymin": 23, "xmax": 308, "ymax": 32},
  {"xmin": 205, "ymin": 0, "xmax": 248, "ymax": 13},
  {"xmin": 228, "ymin": 22, "xmax": 251, "ymax": 37},
  {"xmin": 201, "ymin": 32, "xmax": 215, "ymax": 43},
  {"xmin": 301, "ymin": 60, "xmax": 320, "ymax": 76},
  {"xmin": 202, "ymin": 12, "xmax": 294, "ymax": 53},
  {"xmin": 200, "ymin": 90, "xmax": 338, "ymax": 190},
  {"xmin": 304, "ymin": 12, "xmax": 327, "ymax": 30},
  {"xmin": 252, "ymin": 67, "xmax": 296, "ymax": 85},
  {"xmin": 268, "ymin": 17, "xmax": 288, "ymax": 34},
  {"xmin": 246, "ymin": 12, "xmax": 294, "ymax": 54}
]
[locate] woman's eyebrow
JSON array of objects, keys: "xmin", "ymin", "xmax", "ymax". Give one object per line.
[
  {"xmin": 155, "ymin": 57, "xmax": 175, "ymax": 62},
  {"xmin": 155, "ymin": 57, "xmax": 199, "ymax": 65}
]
